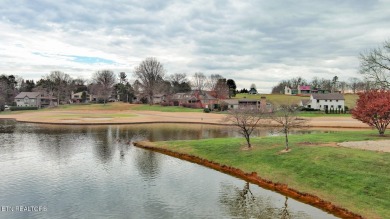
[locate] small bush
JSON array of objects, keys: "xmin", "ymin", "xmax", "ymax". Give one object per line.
[
  {"xmin": 182, "ymin": 103, "xmax": 202, "ymax": 109},
  {"xmin": 301, "ymin": 107, "xmax": 320, "ymax": 111},
  {"xmin": 10, "ymin": 106, "xmax": 38, "ymax": 111},
  {"xmin": 203, "ymin": 108, "xmax": 211, "ymax": 113},
  {"xmin": 160, "ymin": 102, "xmax": 170, "ymax": 107}
]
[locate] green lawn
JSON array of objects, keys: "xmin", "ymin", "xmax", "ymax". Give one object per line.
[
  {"xmin": 297, "ymin": 111, "xmax": 352, "ymax": 117},
  {"xmin": 147, "ymin": 131, "xmax": 390, "ymax": 219}
]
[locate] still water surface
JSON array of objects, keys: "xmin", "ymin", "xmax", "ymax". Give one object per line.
[{"xmin": 0, "ymin": 120, "xmax": 337, "ymax": 218}]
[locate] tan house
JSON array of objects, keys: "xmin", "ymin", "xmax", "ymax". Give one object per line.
[
  {"xmin": 222, "ymin": 96, "xmax": 272, "ymax": 112},
  {"xmin": 71, "ymin": 91, "xmax": 93, "ymax": 103},
  {"xmin": 15, "ymin": 92, "xmax": 57, "ymax": 108}
]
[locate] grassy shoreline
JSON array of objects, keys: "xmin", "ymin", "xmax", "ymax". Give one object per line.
[{"xmin": 137, "ymin": 131, "xmax": 390, "ymax": 219}]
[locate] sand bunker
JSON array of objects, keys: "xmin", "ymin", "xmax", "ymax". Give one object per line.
[
  {"xmin": 82, "ymin": 118, "xmax": 113, "ymax": 121},
  {"xmin": 338, "ymin": 140, "xmax": 390, "ymax": 152}
]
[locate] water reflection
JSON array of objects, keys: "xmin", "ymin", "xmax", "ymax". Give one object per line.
[
  {"xmin": 0, "ymin": 120, "xmax": 338, "ymax": 219},
  {"xmin": 134, "ymin": 149, "xmax": 161, "ymax": 179},
  {"xmin": 220, "ymin": 182, "xmax": 310, "ymax": 219}
]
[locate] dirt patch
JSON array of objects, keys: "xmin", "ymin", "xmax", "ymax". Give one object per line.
[
  {"xmin": 338, "ymin": 140, "xmax": 390, "ymax": 152},
  {"xmin": 278, "ymin": 149, "xmax": 291, "ymax": 153},
  {"xmin": 298, "ymin": 142, "xmax": 338, "ymax": 147}
]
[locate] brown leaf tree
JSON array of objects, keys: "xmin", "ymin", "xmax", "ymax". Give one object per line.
[{"xmin": 352, "ymin": 90, "xmax": 390, "ymax": 136}]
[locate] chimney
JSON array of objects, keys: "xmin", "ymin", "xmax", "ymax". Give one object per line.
[{"xmin": 260, "ymin": 96, "xmax": 267, "ymax": 111}]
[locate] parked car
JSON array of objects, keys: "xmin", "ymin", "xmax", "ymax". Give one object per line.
[{"xmin": 4, "ymin": 105, "xmax": 10, "ymax": 110}]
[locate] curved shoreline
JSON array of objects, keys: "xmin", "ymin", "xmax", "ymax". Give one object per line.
[
  {"xmin": 0, "ymin": 108, "xmax": 370, "ymax": 129},
  {"xmin": 0, "ymin": 117, "xmax": 371, "ymax": 130},
  {"xmin": 133, "ymin": 141, "xmax": 364, "ymax": 219}
]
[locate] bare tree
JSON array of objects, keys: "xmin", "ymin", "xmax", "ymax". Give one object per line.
[
  {"xmin": 207, "ymin": 74, "xmax": 223, "ymax": 90},
  {"xmin": 310, "ymin": 77, "xmax": 321, "ymax": 89},
  {"xmin": 92, "ymin": 70, "xmax": 116, "ymax": 104},
  {"xmin": 192, "ymin": 72, "xmax": 207, "ymax": 91},
  {"xmin": 207, "ymin": 74, "xmax": 229, "ymax": 99},
  {"xmin": 349, "ymin": 77, "xmax": 361, "ymax": 94},
  {"xmin": 319, "ymin": 78, "xmax": 332, "ymax": 91},
  {"xmin": 225, "ymin": 107, "xmax": 267, "ymax": 148},
  {"xmin": 134, "ymin": 57, "xmax": 165, "ymax": 105},
  {"xmin": 359, "ymin": 40, "xmax": 390, "ymax": 89},
  {"xmin": 46, "ymin": 71, "xmax": 73, "ymax": 105},
  {"xmin": 339, "ymin": 81, "xmax": 348, "ymax": 93},
  {"xmin": 290, "ymin": 76, "xmax": 307, "ymax": 88},
  {"xmin": 270, "ymin": 104, "xmax": 307, "ymax": 151}
]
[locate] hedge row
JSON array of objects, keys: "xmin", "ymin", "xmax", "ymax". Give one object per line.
[{"xmin": 10, "ymin": 106, "xmax": 38, "ymax": 111}]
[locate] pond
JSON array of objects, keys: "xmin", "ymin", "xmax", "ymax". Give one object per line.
[{"xmin": 0, "ymin": 120, "xmax": 338, "ymax": 218}]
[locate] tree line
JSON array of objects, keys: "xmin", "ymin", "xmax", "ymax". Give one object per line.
[
  {"xmin": 272, "ymin": 39, "xmax": 390, "ymax": 94},
  {"xmin": 271, "ymin": 75, "xmax": 373, "ymax": 94},
  {"xmin": 0, "ymin": 57, "xmax": 237, "ymax": 107}
]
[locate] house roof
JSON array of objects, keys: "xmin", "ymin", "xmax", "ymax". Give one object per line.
[
  {"xmin": 301, "ymin": 99, "xmax": 311, "ymax": 106},
  {"xmin": 312, "ymin": 93, "xmax": 345, "ymax": 100},
  {"xmin": 299, "ymin": 85, "xmax": 311, "ymax": 90},
  {"xmin": 222, "ymin": 99, "xmax": 239, "ymax": 105},
  {"xmin": 238, "ymin": 99, "xmax": 260, "ymax": 103},
  {"xmin": 15, "ymin": 92, "xmax": 42, "ymax": 99}
]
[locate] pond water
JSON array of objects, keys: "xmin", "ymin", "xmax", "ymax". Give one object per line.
[{"xmin": 0, "ymin": 120, "xmax": 338, "ymax": 219}]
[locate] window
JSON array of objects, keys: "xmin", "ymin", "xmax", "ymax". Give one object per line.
[
  {"xmin": 316, "ymin": 100, "xmax": 319, "ymax": 103},
  {"xmin": 24, "ymin": 97, "xmax": 29, "ymax": 104},
  {"xmin": 325, "ymin": 100, "xmax": 327, "ymax": 102},
  {"xmin": 338, "ymin": 105, "xmax": 342, "ymax": 109},
  {"xmin": 336, "ymin": 100, "xmax": 339, "ymax": 102},
  {"xmin": 330, "ymin": 100, "xmax": 332, "ymax": 102}
]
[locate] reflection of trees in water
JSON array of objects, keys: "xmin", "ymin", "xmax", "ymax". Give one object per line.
[
  {"xmin": 134, "ymin": 149, "xmax": 161, "ymax": 179},
  {"xmin": 93, "ymin": 126, "xmax": 114, "ymax": 163},
  {"xmin": 219, "ymin": 182, "xmax": 309, "ymax": 219},
  {"xmin": 0, "ymin": 119, "xmax": 16, "ymax": 133},
  {"xmin": 0, "ymin": 120, "xmax": 17, "ymax": 154}
]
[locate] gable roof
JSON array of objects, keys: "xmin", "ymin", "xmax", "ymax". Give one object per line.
[
  {"xmin": 15, "ymin": 92, "xmax": 42, "ymax": 99},
  {"xmin": 299, "ymin": 85, "xmax": 311, "ymax": 90},
  {"xmin": 301, "ymin": 99, "xmax": 311, "ymax": 106},
  {"xmin": 312, "ymin": 93, "xmax": 344, "ymax": 100}
]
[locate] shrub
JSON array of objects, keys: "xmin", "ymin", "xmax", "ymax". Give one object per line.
[
  {"xmin": 203, "ymin": 108, "xmax": 211, "ymax": 113},
  {"xmin": 10, "ymin": 106, "xmax": 38, "ymax": 111},
  {"xmin": 160, "ymin": 102, "xmax": 170, "ymax": 107},
  {"xmin": 300, "ymin": 107, "xmax": 320, "ymax": 111}
]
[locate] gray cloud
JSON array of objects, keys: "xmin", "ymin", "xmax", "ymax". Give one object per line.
[{"xmin": 0, "ymin": 0, "xmax": 389, "ymax": 92}]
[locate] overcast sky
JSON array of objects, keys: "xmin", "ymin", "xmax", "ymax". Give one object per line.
[{"xmin": 1, "ymin": 0, "xmax": 389, "ymax": 93}]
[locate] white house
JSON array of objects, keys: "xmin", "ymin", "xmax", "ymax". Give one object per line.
[{"xmin": 308, "ymin": 93, "xmax": 345, "ymax": 111}]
